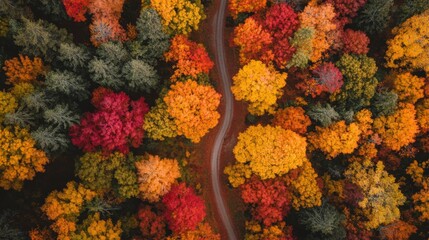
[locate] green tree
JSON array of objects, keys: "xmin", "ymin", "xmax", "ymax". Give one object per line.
[
  {"xmin": 122, "ymin": 59, "xmax": 159, "ymax": 93},
  {"xmin": 287, "ymin": 27, "xmax": 314, "ymax": 69},
  {"xmin": 31, "ymin": 126, "xmax": 70, "ymax": 153},
  {"xmin": 398, "ymin": 0, "xmax": 429, "ymax": 24},
  {"xmin": 43, "ymin": 104, "xmax": 79, "ymax": 129},
  {"xmin": 45, "ymin": 70, "xmax": 90, "ymax": 100},
  {"xmin": 306, "ymin": 103, "xmax": 340, "ymax": 127},
  {"xmin": 371, "ymin": 91, "xmax": 398, "ymax": 117},
  {"xmin": 355, "ymin": 0, "xmax": 394, "ymax": 34},
  {"xmin": 57, "ymin": 43, "xmax": 91, "ymax": 72}
]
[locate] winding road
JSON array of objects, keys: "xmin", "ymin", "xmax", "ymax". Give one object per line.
[{"xmin": 210, "ymin": 0, "xmax": 237, "ymax": 239}]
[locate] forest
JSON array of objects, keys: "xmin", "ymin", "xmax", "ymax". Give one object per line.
[{"xmin": 0, "ymin": 0, "xmax": 428, "ymax": 239}]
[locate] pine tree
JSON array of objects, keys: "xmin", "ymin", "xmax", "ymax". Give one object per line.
[
  {"xmin": 57, "ymin": 43, "xmax": 91, "ymax": 72},
  {"xmin": 356, "ymin": 0, "xmax": 394, "ymax": 34},
  {"xmin": 3, "ymin": 107, "xmax": 35, "ymax": 127},
  {"xmin": 11, "ymin": 18, "xmax": 72, "ymax": 61},
  {"xmin": 43, "ymin": 104, "xmax": 79, "ymax": 129},
  {"xmin": 88, "ymin": 58, "xmax": 124, "ymax": 89},
  {"xmin": 31, "ymin": 126, "xmax": 70, "ymax": 153},
  {"xmin": 0, "ymin": 210, "xmax": 25, "ymax": 240},
  {"xmin": 97, "ymin": 42, "xmax": 130, "ymax": 65},
  {"xmin": 22, "ymin": 91, "xmax": 51, "ymax": 112},
  {"xmin": 122, "ymin": 59, "xmax": 159, "ymax": 92},
  {"xmin": 45, "ymin": 70, "xmax": 90, "ymax": 100},
  {"xmin": 307, "ymin": 103, "xmax": 340, "ymax": 127},
  {"xmin": 371, "ymin": 91, "xmax": 398, "ymax": 117}
]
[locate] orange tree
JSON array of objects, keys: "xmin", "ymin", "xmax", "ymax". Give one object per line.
[
  {"xmin": 231, "ymin": 60, "xmax": 287, "ymax": 116},
  {"xmin": 393, "ymin": 72, "xmax": 425, "ymax": 104},
  {"xmin": 164, "ymin": 80, "xmax": 221, "ymax": 143},
  {"xmin": 228, "ymin": 0, "xmax": 267, "ymax": 19},
  {"xmin": 417, "ymin": 98, "xmax": 429, "ymax": 133},
  {"xmin": 272, "ymin": 107, "xmax": 311, "ymax": 135},
  {"xmin": 224, "ymin": 124, "xmax": 307, "ymax": 187},
  {"xmin": 373, "ymin": 103, "xmax": 419, "ymax": 151},
  {"xmin": 385, "ymin": 9, "xmax": 429, "ymax": 73},
  {"xmin": 3, "ymin": 55, "xmax": 44, "ymax": 84},
  {"xmin": 135, "ymin": 154, "xmax": 181, "ymax": 202}
]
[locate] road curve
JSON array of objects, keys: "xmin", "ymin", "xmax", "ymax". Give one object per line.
[{"xmin": 211, "ymin": 0, "xmax": 237, "ymax": 239}]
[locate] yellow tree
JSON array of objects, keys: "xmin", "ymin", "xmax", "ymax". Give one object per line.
[
  {"xmin": 406, "ymin": 159, "xmax": 429, "ymax": 222},
  {"xmin": 225, "ymin": 124, "xmax": 307, "ymax": 187},
  {"xmin": 135, "ymin": 154, "xmax": 181, "ymax": 202},
  {"xmin": 299, "ymin": 1, "xmax": 337, "ymax": 62},
  {"xmin": 344, "ymin": 160, "xmax": 406, "ymax": 229},
  {"xmin": 231, "ymin": 60, "xmax": 287, "ymax": 116},
  {"xmin": 164, "ymin": 80, "xmax": 221, "ymax": 143},
  {"xmin": 150, "ymin": 0, "xmax": 204, "ymax": 35},
  {"xmin": 417, "ymin": 98, "xmax": 429, "ymax": 133},
  {"xmin": 284, "ymin": 160, "xmax": 322, "ymax": 210},
  {"xmin": 308, "ymin": 121, "xmax": 361, "ymax": 159},
  {"xmin": 385, "ymin": 9, "xmax": 429, "ymax": 73},
  {"xmin": 393, "ymin": 72, "xmax": 425, "ymax": 104},
  {"xmin": 0, "ymin": 126, "xmax": 49, "ymax": 190},
  {"xmin": 373, "ymin": 103, "xmax": 419, "ymax": 151},
  {"xmin": 70, "ymin": 213, "xmax": 122, "ymax": 240},
  {"xmin": 143, "ymin": 100, "xmax": 178, "ymax": 141}
]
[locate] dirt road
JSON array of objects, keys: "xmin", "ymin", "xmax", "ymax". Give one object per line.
[{"xmin": 210, "ymin": 0, "xmax": 238, "ymax": 239}]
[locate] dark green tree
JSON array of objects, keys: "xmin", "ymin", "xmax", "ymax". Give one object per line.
[
  {"xmin": 398, "ymin": 0, "xmax": 429, "ymax": 24},
  {"xmin": 355, "ymin": 0, "xmax": 394, "ymax": 34},
  {"xmin": 371, "ymin": 90, "xmax": 398, "ymax": 117},
  {"xmin": 307, "ymin": 103, "xmax": 340, "ymax": 127}
]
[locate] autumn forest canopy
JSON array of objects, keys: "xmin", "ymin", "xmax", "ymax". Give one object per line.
[{"xmin": 0, "ymin": 0, "xmax": 429, "ymax": 239}]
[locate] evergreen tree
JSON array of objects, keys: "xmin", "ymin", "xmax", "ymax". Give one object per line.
[
  {"xmin": 356, "ymin": 0, "xmax": 394, "ymax": 34},
  {"xmin": 3, "ymin": 107, "xmax": 35, "ymax": 127},
  {"xmin": 43, "ymin": 104, "xmax": 79, "ymax": 129},
  {"xmin": 307, "ymin": 103, "xmax": 340, "ymax": 127},
  {"xmin": 97, "ymin": 42, "xmax": 130, "ymax": 65},
  {"xmin": 45, "ymin": 70, "xmax": 90, "ymax": 100},
  {"xmin": 22, "ymin": 90, "xmax": 51, "ymax": 112},
  {"xmin": 31, "ymin": 126, "xmax": 70, "ymax": 153},
  {"xmin": 398, "ymin": 0, "xmax": 429, "ymax": 24},
  {"xmin": 371, "ymin": 91, "xmax": 398, "ymax": 117},
  {"xmin": 0, "ymin": 210, "xmax": 25, "ymax": 240},
  {"xmin": 88, "ymin": 58, "xmax": 124, "ymax": 90},
  {"xmin": 122, "ymin": 59, "xmax": 159, "ymax": 92},
  {"xmin": 57, "ymin": 43, "xmax": 91, "ymax": 72}
]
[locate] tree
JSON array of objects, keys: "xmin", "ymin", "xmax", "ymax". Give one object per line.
[
  {"xmin": 70, "ymin": 90, "xmax": 149, "ymax": 154},
  {"xmin": 344, "ymin": 160, "xmax": 406, "ymax": 229},
  {"xmin": 150, "ymin": 0, "xmax": 205, "ymax": 35},
  {"xmin": 57, "ymin": 43, "xmax": 91, "ymax": 72},
  {"xmin": 308, "ymin": 121, "xmax": 361, "ymax": 159},
  {"xmin": 63, "ymin": 0, "xmax": 89, "ymax": 22},
  {"xmin": 135, "ymin": 154, "xmax": 181, "ymax": 202},
  {"xmin": 164, "ymin": 35, "xmax": 214, "ymax": 80},
  {"xmin": 356, "ymin": 0, "xmax": 394, "ymax": 34},
  {"xmin": 133, "ymin": 8, "xmax": 170, "ymax": 64},
  {"xmin": 122, "ymin": 59, "xmax": 159, "ymax": 92},
  {"xmin": 287, "ymin": 27, "xmax": 314, "ymax": 69},
  {"xmin": 379, "ymin": 221, "xmax": 417, "ymax": 240},
  {"xmin": 0, "ymin": 210, "xmax": 25, "ymax": 240},
  {"xmin": 306, "ymin": 103, "xmax": 340, "ymax": 127},
  {"xmin": 11, "ymin": 18, "xmax": 72, "ymax": 62},
  {"xmin": 76, "ymin": 151, "xmax": 139, "ymax": 199},
  {"xmin": 326, "ymin": 0, "xmax": 367, "ymax": 25},
  {"xmin": 0, "ymin": 126, "xmax": 49, "ymax": 190},
  {"xmin": 41, "ymin": 182, "xmax": 97, "ymax": 238},
  {"xmin": 240, "ymin": 176, "xmax": 291, "ymax": 226},
  {"xmin": 167, "ymin": 223, "xmax": 220, "ymax": 240},
  {"xmin": 385, "ymin": 10, "xmax": 429, "ymax": 73},
  {"xmin": 412, "ymin": 185, "xmax": 429, "ymax": 222},
  {"xmin": 31, "ymin": 126, "xmax": 70, "ymax": 153},
  {"xmin": 228, "ymin": 0, "xmax": 267, "ymax": 19},
  {"xmin": 371, "ymin": 91, "xmax": 398, "ymax": 117},
  {"xmin": 232, "ymin": 17, "xmax": 273, "ymax": 65},
  {"xmin": 0, "ymin": 92, "xmax": 18, "ymax": 122},
  {"xmin": 332, "ymin": 54, "xmax": 378, "ymax": 110},
  {"xmin": 299, "ymin": 202, "xmax": 346, "ymax": 239},
  {"xmin": 272, "ymin": 107, "xmax": 311, "ymax": 134},
  {"xmin": 2, "ymin": 55, "xmax": 44, "ymax": 84},
  {"xmin": 393, "ymin": 72, "xmax": 425, "ymax": 104},
  {"xmin": 299, "ymin": 2, "xmax": 337, "ymax": 62},
  {"xmin": 45, "ymin": 70, "xmax": 90, "ymax": 100},
  {"xmin": 245, "ymin": 221, "xmax": 295, "ymax": 240},
  {"xmin": 313, "ymin": 62, "xmax": 343, "ymax": 93},
  {"xmin": 342, "ymin": 29, "xmax": 369, "ymax": 55},
  {"xmin": 162, "ymin": 183, "xmax": 206, "ymax": 233},
  {"xmin": 231, "ymin": 60, "xmax": 287, "ymax": 115},
  {"xmin": 163, "ymin": 80, "xmax": 221, "ymax": 143},
  {"xmin": 143, "ymin": 100, "xmax": 178, "ymax": 141},
  {"xmin": 225, "ymin": 125, "xmax": 307, "ymax": 186},
  {"xmin": 373, "ymin": 103, "xmax": 419, "ymax": 151},
  {"xmin": 138, "ymin": 205, "xmax": 166, "ymax": 240},
  {"xmin": 417, "ymin": 98, "xmax": 429, "ymax": 133},
  {"xmin": 70, "ymin": 213, "xmax": 122, "ymax": 239},
  {"xmin": 398, "ymin": 0, "xmax": 429, "ymax": 24}
]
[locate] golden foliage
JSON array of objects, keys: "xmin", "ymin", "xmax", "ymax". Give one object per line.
[
  {"xmin": 228, "ymin": 0, "xmax": 267, "ymax": 19},
  {"xmin": 231, "ymin": 60, "xmax": 287, "ymax": 115},
  {"xmin": 344, "ymin": 160, "xmax": 406, "ymax": 229},
  {"xmin": 150, "ymin": 0, "xmax": 204, "ymax": 35},
  {"xmin": 385, "ymin": 10, "xmax": 429, "ymax": 73},
  {"xmin": 71, "ymin": 213, "xmax": 122, "ymax": 240},
  {"xmin": 167, "ymin": 223, "xmax": 220, "ymax": 240},
  {"xmin": 393, "ymin": 72, "xmax": 425, "ymax": 104},
  {"xmin": 3, "ymin": 55, "xmax": 44, "ymax": 84},
  {"xmin": 0, "ymin": 126, "xmax": 49, "ymax": 190},
  {"xmin": 285, "ymin": 160, "xmax": 322, "ymax": 210},
  {"xmin": 0, "ymin": 91, "xmax": 18, "ymax": 122},
  {"xmin": 135, "ymin": 154, "xmax": 181, "ymax": 202},
  {"xmin": 226, "ymin": 125, "xmax": 306, "ymax": 186},
  {"xmin": 308, "ymin": 121, "xmax": 361, "ymax": 159},
  {"xmin": 143, "ymin": 100, "xmax": 178, "ymax": 141},
  {"xmin": 373, "ymin": 103, "xmax": 419, "ymax": 151},
  {"xmin": 164, "ymin": 80, "xmax": 221, "ymax": 143},
  {"xmin": 417, "ymin": 98, "xmax": 429, "ymax": 133}
]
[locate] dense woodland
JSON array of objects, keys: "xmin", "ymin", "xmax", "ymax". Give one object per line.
[{"xmin": 0, "ymin": 0, "xmax": 428, "ymax": 239}]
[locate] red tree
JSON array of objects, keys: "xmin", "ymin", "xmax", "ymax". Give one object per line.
[
  {"xmin": 162, "ymin": 183, "xmax": 206, "ymax": 233},
  {"xmin": 241, "ymin": 176, "xmax": 291, "ymax": 226},
  {"xmin": 70, "ymin": 89, "xmax": 149, "ymax": 154},
  {"xmin": 63, "ymin": 0, "xmax": 89, "ymax": 22},
  {"xmin": 313, "ymin": 62, "xmax": 343, "ymax": 93},
  {"xmin": 326, "ymin": 0, "xmax": 367, "ymax": 25},
  {"xmin": 342, "ymin": 29, "xmax": 370, "ymax": 55},
  {"xmin": 137, "ymin": 205, "xmax": 166, "ymax": 240}
]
